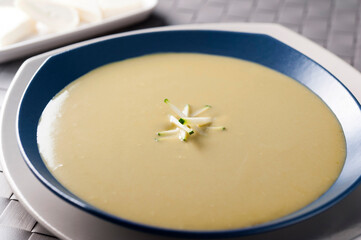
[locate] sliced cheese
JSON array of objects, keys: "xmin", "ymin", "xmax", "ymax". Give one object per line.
[
  {"xmin": 52, "ymin": 0, "xmax": 102, "ymax": 23},
  {"xmin": 0, "ymin": 6, "xmax": 36, "ymax": 46},
  {"xmin": 97, "ymin": 0, "xmax": 143, "ymax": 18},
  {"xmin": 15, "ymin": 0, "xmax": 79, "ymax": 31}
]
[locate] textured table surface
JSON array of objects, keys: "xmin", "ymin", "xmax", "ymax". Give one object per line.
[{"xmin": 1, "ymin": 0, "xmax": 361, "ymax": 239}]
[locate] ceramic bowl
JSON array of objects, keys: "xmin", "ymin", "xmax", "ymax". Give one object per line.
[{"xmin": 16, "ymin": 30, "xmax": 361, "ymax": 238}]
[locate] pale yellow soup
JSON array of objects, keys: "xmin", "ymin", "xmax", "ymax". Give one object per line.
[{"xmin": 37, "ymin": 53, "xmax": 346, "ymax": 230}]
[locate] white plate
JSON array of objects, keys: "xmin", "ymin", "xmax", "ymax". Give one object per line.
[
  {"xmin": 2, "ymin": 23, "xmax": 361, "ymax": 240},
  {"xmin": 0, "ymin": 0, "xmax": 158, "ymax": 64}
]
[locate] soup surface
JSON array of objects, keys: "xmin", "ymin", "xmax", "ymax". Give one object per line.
[{"xmin": 37, "ymin": 53, "xmax": 346, "ymax": 230}]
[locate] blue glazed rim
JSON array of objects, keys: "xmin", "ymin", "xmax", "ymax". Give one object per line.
[{"xmin": 16, "ymin": 30, "xmax": 361, "ymax": 238}]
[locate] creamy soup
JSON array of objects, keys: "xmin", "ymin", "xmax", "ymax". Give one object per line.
[{"xmin": 37, "ymin": 53, "xmax": 346, "ymax": 230}]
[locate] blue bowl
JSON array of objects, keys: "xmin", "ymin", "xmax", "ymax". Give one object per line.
[{"xmin": 16, "ymin": 30, "xmax": 361, "ymax": 238}]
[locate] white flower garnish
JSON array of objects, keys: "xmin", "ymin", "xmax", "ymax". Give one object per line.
[{"xmin": 155, "ymin": 99, "xmax": 226, "ymax": 142}]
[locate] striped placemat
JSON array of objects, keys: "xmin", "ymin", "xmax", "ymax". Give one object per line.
[{"xmin": 0, "ymin": 0, "xmax": 360, "ymax": 239}]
